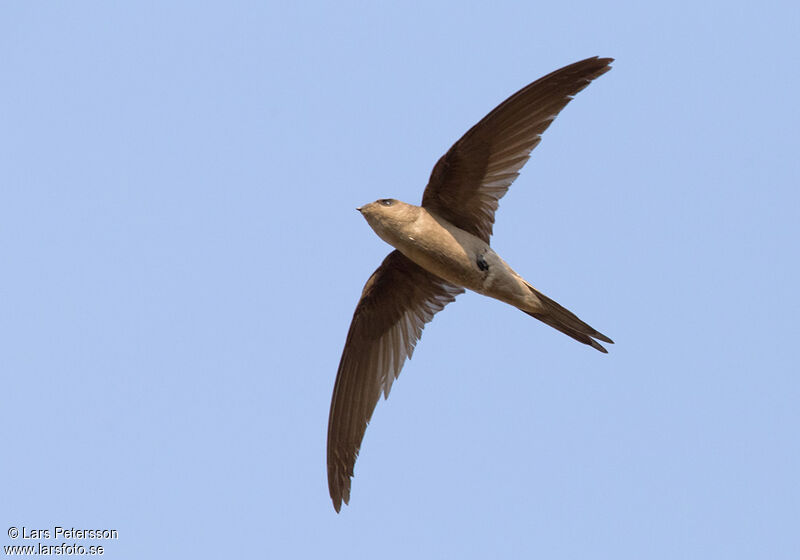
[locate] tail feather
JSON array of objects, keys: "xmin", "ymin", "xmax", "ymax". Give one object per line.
[{"xmin": 523, "ymin": 283, "xmax": 613, "ymax": 353}]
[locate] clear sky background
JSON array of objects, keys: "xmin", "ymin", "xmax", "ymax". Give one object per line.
[{"xmin": 2, "ymin": 1, "xmax": 798, "ymax": 558}]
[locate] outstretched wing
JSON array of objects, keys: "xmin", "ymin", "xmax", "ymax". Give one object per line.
[
  {"xmin": 327, "ymin": 250, "xmax": 463, "ymax": 512},
  {"xmin": 421, "ymin": 56, "xmax": 613, "ymax": 242}
]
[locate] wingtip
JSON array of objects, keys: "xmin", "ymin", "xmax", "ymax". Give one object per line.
[
  {"xmin": 330, "ymin": 481, "xmax": 350, "ymax": 513},
  {"xmin": 331, "ymin": 492, "xmax": 348, "ymax": 513},
  {"xmin": 587, "ymin": 55, "xmax": 614, "ymax": 66},
  {"xmin": 574, "ymin": 55, "xmax": 613, "ymax": 64},
  {"xmin": 558, "ymin": 56, "xmax": 614, "ymax": 92},
  {"xmin": 592, "ymin": 56, "xmax": 614, "ymax": 76}
]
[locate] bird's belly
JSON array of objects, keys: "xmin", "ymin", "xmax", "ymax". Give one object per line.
[
  {"xmin": 378, "ymin": 217, "xmax": 474, "ymax": 286},
  {"xmin": 399, "ymin": 236, "xmax": 482, "ymax": 289},
  {"xmin": 376, "ymin": 211, "xmax": 529, "ymax": 305},
  {"xmin": 391, "ymin": 219, "xmax": 514, "ymax": 298}
]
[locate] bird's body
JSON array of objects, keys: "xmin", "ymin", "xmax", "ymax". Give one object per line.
[
  {"xmin": 328, "ymin": 56, "xmax": 615, "ymax": 512},
  {"xmin": 360, "ymin": 201, "xmax": 536, "ymax": 312}
]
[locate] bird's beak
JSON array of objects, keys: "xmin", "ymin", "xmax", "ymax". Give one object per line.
[{"xmin": 356, "ymin": 207, "xmax": 363, "ymax": 212}]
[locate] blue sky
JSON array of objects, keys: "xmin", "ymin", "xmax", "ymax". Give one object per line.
[{"xmin": 2, "ymin": 1, "xmax": 798, "ymax": 558}]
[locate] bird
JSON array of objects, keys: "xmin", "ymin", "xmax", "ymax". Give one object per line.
[{"xmin": 327, "ymin": 56, "xmax": 614, "ymax": 512}]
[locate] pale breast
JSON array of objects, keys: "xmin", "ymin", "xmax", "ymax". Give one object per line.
[{"xmin": 387, "ymin": 210, "xmax": 490, "ymax": 291}]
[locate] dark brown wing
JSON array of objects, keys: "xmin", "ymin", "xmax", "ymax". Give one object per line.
[
  {"xmin": 327, "ymin": 250, "xmax": 463, "ymax": 512},
  {"xmin": 421, "ymin": 57, "xmax": 613, "ymax": 242}
]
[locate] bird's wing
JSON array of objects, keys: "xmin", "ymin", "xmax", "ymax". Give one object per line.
[
  {"xmin": 327, "ymin": 250, "xmax": 463, "ymax": 512},
  {"xmin": 421, "ymin": 56, "xmax": 613, "ymax": 243}
]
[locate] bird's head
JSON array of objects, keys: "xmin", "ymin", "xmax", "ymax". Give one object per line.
[{"xmin": 357, "ymin": 199, "xmax": 419, "ymax": 245}]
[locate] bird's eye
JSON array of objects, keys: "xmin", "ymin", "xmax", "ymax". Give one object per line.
[{"xmin": 379, "ymin": 199, "xmax": 394, "ymax": 206}]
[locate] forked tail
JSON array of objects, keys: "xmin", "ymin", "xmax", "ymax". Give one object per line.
[{"xmin": 523, "ymin": 283, "xmax": 613, "ymax": 353}]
